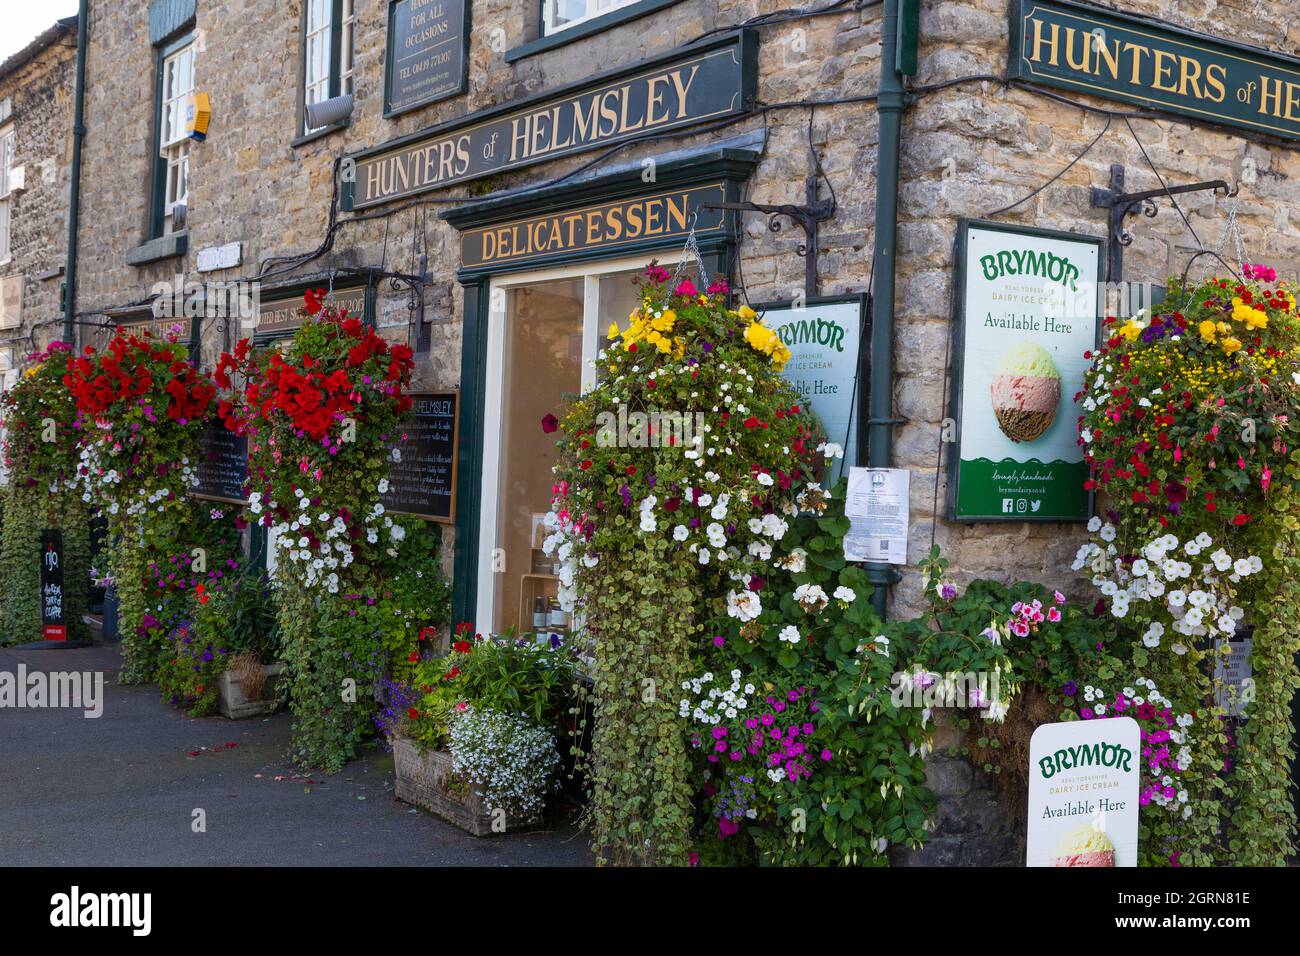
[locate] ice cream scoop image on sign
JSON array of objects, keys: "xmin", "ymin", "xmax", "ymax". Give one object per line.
[
  {"xmin": 989, "ymin": 342, "xmax": 1061, "ymax": 443},
  {"xmin": 1026, "ymin": 717, "xmax": 1140, "ymax": 867}
]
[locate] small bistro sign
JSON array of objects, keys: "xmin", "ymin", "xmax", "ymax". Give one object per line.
[
  {"xmin": 345, "ymin": 30, "xmax": 758, "ymax": 209},
  {"xmin": 384, "ymin": 0, "xmax": 470, "ymax": 117},
  {"xmin": 948, "ymin": 220, "xmax": 1102, "ymax": 522},
  {"xmin": 39, "ymin": 529, "xmax": 66, "ymax": 642},
  {"xmin": 1010, "ymin": 0, "xmax": 1300, "ymax": 142},
  {"xmin": 460, "ymin": 184, "xmax": 726, "ymax": 269},
  {"xmin": 193, "ymin": 422, "xmax": 249, "ymax": 504}
]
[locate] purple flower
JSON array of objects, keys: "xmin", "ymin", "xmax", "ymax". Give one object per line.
[{"xmin": 1062, "ymin": 680, "xmax": 1077, "ymax": 696}]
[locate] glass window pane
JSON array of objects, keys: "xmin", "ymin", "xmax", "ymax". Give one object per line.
[{"xmin": 493, "ymin": 277, "xmax": 585, "ymax": 636}]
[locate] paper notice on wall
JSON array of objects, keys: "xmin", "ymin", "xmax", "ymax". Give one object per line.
[{"xmin": 843, "ymin": 467, "xmax": 910, "ymax": 565}]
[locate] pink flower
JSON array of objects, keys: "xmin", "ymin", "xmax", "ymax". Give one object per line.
[
  {"xmin": 673, "ymin": 280, "xmax": 698, "ymax": 297},
  {"xmin": 1047, "ymin": 607, "xmax": 1061, "ymax": 623},
  {"xmin": 1054, "ymin": 590, "xmax": 1065, "ymax": 604}
]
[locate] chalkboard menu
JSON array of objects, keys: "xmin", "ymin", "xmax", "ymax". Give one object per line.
[
  {"xmin": 193, "ymin": 422, "xmax": 249, "ymax": 503},
  {"xmin": 384, "ymin": 0, "xmax": 470, "ymax": 117},
  {"xmin": 40, "ymin": 529, "xmax": 66, "ymax": 641},
  {"xmin": 381, "ymin": 390, "xmax": 458, "ymax": 522}
]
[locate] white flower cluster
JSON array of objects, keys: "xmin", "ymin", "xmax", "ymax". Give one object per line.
[
  {"xmin": 76, "ymin": 441, "xmax": 196, "ymax": 518},
  {"xmin": 259, "ymin": 479, "xmax": 404, "ymax": 591},
  {"xmin": 1072, "ymin": 527, "xmax": 1256, "ymax": 643},
  {"xmin": 678, "ymin": 669, "xmax": 753, "ymax": 723},
  {"xmin": 447, "ymin": 706, "xmax": 561, "ymax": 821}
]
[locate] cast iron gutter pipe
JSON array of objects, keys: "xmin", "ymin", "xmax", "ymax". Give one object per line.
[
  {"xmin": 867, "ymin": 0, "xmax": 906, "ymax": 618},
  {"xmin": 63, "ymin": 0, "xmax": 88, "ymax": 346}
]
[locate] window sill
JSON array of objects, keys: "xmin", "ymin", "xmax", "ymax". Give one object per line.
[
  {"xmin": 291, "ymin": 119, "xmax": 350, "ymax": 149},
  {"xmin": 505, "ymin": 0, "xmax": 683, "ymax": 63},
  {"xmin": 127, "ymin": 232, "xmax": 188, "ymax": 267}
]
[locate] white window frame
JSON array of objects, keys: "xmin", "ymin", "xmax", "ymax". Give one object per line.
[
  {"xmin": 543, "ymin": 0, "xmax": 641, "ymax": 37},
  {"xmin": 160, "ymin": 43, "xmax": 195, "ymax": 234},
  {"xmin": 475, "ymin": 251, "xmax": 682, "ymax": 633},
  {"xmin": 303, "ymin": 0, "xmax": 355, "ymax": 135},
  {"xmin": 0, "ymin": 123, "xmax": 14, "ymax": 265}
]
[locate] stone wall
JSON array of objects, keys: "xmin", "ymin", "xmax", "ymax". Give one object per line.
[
  {"xmin": 0, "ymin": 26, "xmax": 77, "ymax": 372},
  {"xmin": 67, "ymin": 0, "xmax": 1300, "ymax": 862}
]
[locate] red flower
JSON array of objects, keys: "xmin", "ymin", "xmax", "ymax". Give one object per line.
[
  {"xmin": 408, "ymin": 708, "xmax": 419, "ymax": 720},
  {"xmin": 1232, "ymin": 513, "xmax": 1251, "ymax": 526},
  {"xmin": 541, "ymin": 413, "xmax": 558, "ymax": 433}
]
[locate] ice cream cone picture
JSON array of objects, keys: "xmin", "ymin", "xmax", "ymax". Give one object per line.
[
  {"xmin": 1049, "ymin": 822, "xmax": 1115, "ymax": 867},
  {"xmin": 990, "ymin": 342, "xmax": 1061, "ymax": 443}
]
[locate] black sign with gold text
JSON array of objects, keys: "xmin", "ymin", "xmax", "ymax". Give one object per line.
[
  {"xmin": 1010, "ymin": 0, "xmax": 1300, "ymax": 141},
  {"xmin": 345, "ymin": 31, "xmax": 757, "ymax": 209},
  {"xmin": 384, "ymin": 0, "xmax": 470, "ymax": 116},
  {"xmin": 255, "ymin": 285, "xmax": 367, "ymax": 338},
  {"xmin": 461, "ymin": 183, "xmax": 726, "ymax": 269}
]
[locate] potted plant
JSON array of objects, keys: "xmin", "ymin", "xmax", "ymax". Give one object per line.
[
  {"xmin": 380, "ymin": 627, "xmax": 574, "ymax": 835},
  {"xmin": 210, "ymin": 571, "xmax": 282, "ymax": 719}
]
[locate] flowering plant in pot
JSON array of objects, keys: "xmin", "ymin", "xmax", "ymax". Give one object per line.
[
  {"xmin": 544, "ymin": 264, "xmax": 827, "ymax": 864},
  {"xmin": 0, "ymin": 341, "xmax": 93, "ymax": 644},
  {"xmin": 63, "ymin": 325, "xmax": 216, "ymax": 679},
  {"xmin": 215, "ymin": 292, "xmax": 421, "ymax": 770},
  {"xmin": 1076, "ymin": 266, "xmax": 1300, "ymax": 864}
]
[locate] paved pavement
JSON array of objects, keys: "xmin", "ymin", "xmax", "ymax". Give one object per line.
[{"xmin": 0, "ymin": 644, "xmax": 591, "ymax": 866}]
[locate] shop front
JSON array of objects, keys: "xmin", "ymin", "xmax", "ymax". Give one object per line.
[{"xmin": 442, "ymin": 142, "xmax": 758, "ymax": 630}]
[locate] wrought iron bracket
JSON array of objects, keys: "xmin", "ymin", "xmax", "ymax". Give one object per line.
[
  {"xmin": 705, "ymin": 172, "xmax": 835, "ymax": 299},
  {"xmin": 1090, "ymin": 164, "xmax": 1234, "ymax": 282}
]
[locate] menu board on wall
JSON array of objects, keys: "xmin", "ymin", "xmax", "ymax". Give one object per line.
[
  {"xmin": 381, "ymin": 390, "xmax": 458, "ymax": 522},
  {"xmin": 948, "ymin": 220, "xmax": 1102, "ymax": 522},
  {"xmin": 193, "ymin": 422, "xmax": 248, "ymax": 503},
  {"xmin": 384, "ymin": 0, "xmax": 470, "ymax": 116},
  {"xmin": 255, "ymin": 284, "xmax": 367, "ymax": 338}
]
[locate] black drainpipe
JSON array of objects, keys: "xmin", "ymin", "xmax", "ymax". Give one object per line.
[
  {"xmin": 867, "ymin": 0, "xmax": 906, "ymax": 618},
  {"xmin": 63, "ymin": 0, "xmax": 88, "ymax": 346}
]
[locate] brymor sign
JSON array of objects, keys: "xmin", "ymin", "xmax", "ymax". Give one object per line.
[
  {"xmin": 948, "ymin": 220, "xmax": 1101, "ymax": 522},
  {"xmin": 460, "ymin": 184, "xmax": 726, "ymax": 269},
  {"xmin": 1010, "ymin": 0, "xmax": 1300, "ymax": 141},
  {"xmin": 345, "ymin": 31, "xmax": 757, "ymax": 209},
  {"xmin": 1027, "ymin": 717, "xmax": 1140, "ymax": 867}
]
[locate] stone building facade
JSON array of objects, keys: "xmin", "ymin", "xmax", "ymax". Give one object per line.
[
  {"xmin": 57, "ymin": 0, "xmax": 1300, "ymax": 861},
  {"xmin": 0, "ymin": 17, "xmax": 78, "ymax": 395}
]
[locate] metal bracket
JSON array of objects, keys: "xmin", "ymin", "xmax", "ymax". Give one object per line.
[
  {"xmin": 705, "ymin": 172, "xmax": 835, "ymax": 299},
  {"xmin": 1090, "ymin": 164, "xmax": 1234, "ymax": 282}
]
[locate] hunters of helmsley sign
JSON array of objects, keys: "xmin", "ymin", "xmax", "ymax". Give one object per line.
[
  {"xmin": 1011, "ymin": 0, "xmax": 1300, "ymax": 141},
  {"xmin": 1027, "ymin": 717, "xmax": 1140, "ymax": 867},
  {"xmin": 949, "ymin": 221, "xmax": 1101, "ymax": 522},
  {"xmin": 344, "ymin": 31, "xmax": 758, "ymax": 209}
]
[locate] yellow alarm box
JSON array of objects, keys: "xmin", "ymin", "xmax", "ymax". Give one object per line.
[{"xmin": 186, "ymin": 91, "xmax": 211, "ymax": 141}]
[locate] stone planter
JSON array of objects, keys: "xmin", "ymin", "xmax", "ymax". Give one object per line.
[
  {"xmin": 217, "ymin": 662, "xmax": 286, "ymax": 720},
  {"xmin": 391, "ymin": 736, "xmax": 539, "ymax": 836}
]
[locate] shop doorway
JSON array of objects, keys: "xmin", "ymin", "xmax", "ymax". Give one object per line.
[{"xmin": 476, "ymin": 253, "xmax": 680, "ymax": 637}]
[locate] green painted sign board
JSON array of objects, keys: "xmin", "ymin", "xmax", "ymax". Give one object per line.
[
  {"xmin": 948, "ymin": 220, "xmax": 1103, "ymax": 523},
  {"xmin": 384, "ymin": 0, "xmax": 470, "ymax": 117},
  {"xmin": 1010, "ymin": 0, "xmax": 1300, "ymax": 141},
  {"xmin": 345, "ymin": 30, "xmax": 758, "ymax": 210}
]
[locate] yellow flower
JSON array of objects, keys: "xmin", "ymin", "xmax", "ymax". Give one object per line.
[
  {"xmin": 1244, "ymin": 308, "xmax": 1268, "ymax": 330},
  {"xmin": 650, "ymin": 309, "xmax": 676, "ymax": 333},
  {"xmin": 744, "ymin": 321, "xmax": 778, "ymax": 355},
  {"xmin": 1119, "ymin": 320, "xmax": 1143, "ymax": 342},
  {"xmin": 607, "ymin": 322, "xmax": 620, "ymax": 340},
  {"xmin": 1198, "ymin": 320, "xmax": 1218, "ymax": 342},
  {"xmin": 1221, "ymin": 336, "xmax": 1242, "ymax": 354},
  {"xmin": 737, "ymin": 304, "xmax": 757, "ymax": 321}
]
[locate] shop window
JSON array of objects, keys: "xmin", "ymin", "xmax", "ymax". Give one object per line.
[
  {"xmin": 476, "ymin": 255, "xmax": 679, "ymax": 637},
  {"xmin": 301, "ymin": 0, "xmax": 356, "ymax": 137},
  {"xmin": 0, "ymin": 123, "xmax": 13, "ymax": 265}
]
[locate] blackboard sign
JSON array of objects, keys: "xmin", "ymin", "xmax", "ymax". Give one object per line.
[
  {"xmin": 384, "ymin": 0, "xmax": 470, "ymax": 117},
  {"xmin": 40, "ymin": 529, "xmax": 66, "ymax": 641},
  {"xmin": 193, "ymin": 422, "xmax": 249, "ymax": 503},
  {"xmin": 381, "ymin": 391, "xmax": 458, "ymax": 522}
]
